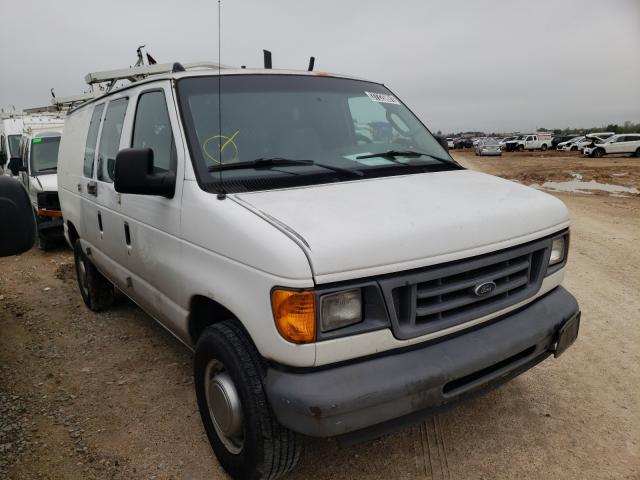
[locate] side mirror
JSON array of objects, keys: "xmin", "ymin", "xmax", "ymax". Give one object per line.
[
  {"xmin": 7, "ymin": 157, "xmax": 26, "ymax": 176},
  {"xmin": 114, "ymin": 148, "xmax": 175, "ymax": 197},
  {"xmin": 435, "ymin": 136, "xmax": 449, "ymax": 151},
  {"xmin": 0, "ymin": 176, "xmax": 36, "ymax": 256}
]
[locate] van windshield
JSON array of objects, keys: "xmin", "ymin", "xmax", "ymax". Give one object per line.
[
  {"xmin": 8, "ymin": 135, "xmax": 22, "ymax": 156},
  {"xmin": 30, "ymin": 137, "xmax": 60, "ymax": 175},
  {"xmin": 177, "ymin": 75, "xmax": 458, "ymax": 193}
]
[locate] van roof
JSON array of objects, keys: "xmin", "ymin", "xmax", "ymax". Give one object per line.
[{"xmin": 71, "ymin": 66, "xmax": 376, "ymax": 113}]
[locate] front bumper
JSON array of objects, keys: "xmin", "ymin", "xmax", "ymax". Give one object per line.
[{"xmin": 265, "ymin": 287, "xmax": 579, "ymax": 440}]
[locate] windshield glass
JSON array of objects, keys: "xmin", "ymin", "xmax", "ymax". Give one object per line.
[
  {"xmin": 8, "ymin": 135, "xmax": 21, "ymax": 156},
  {"xmin": 30, "ymin": 137, "xmax": 60, "ymax": 175},
  {"xmin": 484, "ymin": 138, "xmax": 499, "ymax": 146},
  {"xmin": 177, "ymin": 75, "xmax": 457, "ymax": 193}
]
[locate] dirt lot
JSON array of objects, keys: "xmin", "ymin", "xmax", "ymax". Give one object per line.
[{"xmin": 1, "ymin": 150, "xmax": 639, "ymax": 479}]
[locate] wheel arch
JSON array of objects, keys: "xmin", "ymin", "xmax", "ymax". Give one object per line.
[
  {"xmin": 66, "ymin": 220, "xmax": 80, "ymax": 247},
  {"xmin": 188, "ymin": 295, "xmax": 246, "ymax": 345}
]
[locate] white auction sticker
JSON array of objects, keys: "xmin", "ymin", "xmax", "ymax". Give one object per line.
[{"xmin": 365, "ymin": 91, "xmax": 400, "ymax": 105}]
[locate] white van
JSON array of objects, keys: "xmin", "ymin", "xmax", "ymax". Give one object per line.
[
  {"xmin": 58, "ymin": 62, "xmax": 580, "ymax": 479},
  {"xmin": 8, "ymin": 127, "xmax": 65, "ymax": 249},
  {"xmin": 0, "ymin": 113, "xmax": 24, "ymax": 175}
]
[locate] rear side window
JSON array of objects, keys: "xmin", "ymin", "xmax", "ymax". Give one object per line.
[
  {"xmin": 132, "ymin": 90, "xmax": 175, "ymax": 173},
  {"xmin": 84, "ymin": 104, "xmax": 104, "ymax": 177},
  {"xmin": 97, "ymin": 98, "xmax": 128, "ymax": 183}
]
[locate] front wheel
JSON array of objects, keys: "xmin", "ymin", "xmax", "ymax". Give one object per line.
[
  {"xmin": 194, "ymin": 321, "xmax": 302, "ymax": 480},
  {"xmin": 541, "ymin": 144, "xmax": 548, "ymax": 151},
  {"xmin": 635, "ymin": 148, "xmax": 640, "ymax": 158},
  {"xmin": 593, "ymin": 148, "xmax": 604, "ymax": 158},
  {"xmin": 517, "ymin": 145, "xmax": 524, "ymax": 152}
]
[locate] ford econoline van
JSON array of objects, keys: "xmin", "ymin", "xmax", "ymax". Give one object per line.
[{"xmin": 58, "ymin": 62, "xmax": 580, "ymax": 480}]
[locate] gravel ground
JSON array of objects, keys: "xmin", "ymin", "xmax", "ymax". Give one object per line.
[{"xmin": 1, "ymin": 151, "xmax": 639, "ymax": 479}]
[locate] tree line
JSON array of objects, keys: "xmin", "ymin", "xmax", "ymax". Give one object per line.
[{"xmin": 537, "ymin": 121, "xmax": 640, "ymax": 135}]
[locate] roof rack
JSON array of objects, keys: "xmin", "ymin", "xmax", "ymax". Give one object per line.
[
  {"xmin": 0, "ymin": 112, "xmax": 22, "ymax": 120},
  {"xmin": 23, "ymin": 105, "xmax": 64, "ymax": 115},
  {"xmin": 84, "ymin": 61, "xmax": 230, "ymax": 93},
  {"xmin": 51, "ymin": 92, "xmax": 101, "ymax": 109}
]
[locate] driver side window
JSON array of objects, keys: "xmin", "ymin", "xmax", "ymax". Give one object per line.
[{"xmin": 131, "ymin": 90, "xmax": 176, "ymax": 173}]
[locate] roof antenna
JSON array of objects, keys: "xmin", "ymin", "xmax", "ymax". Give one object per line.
[
  {"xmin": 263, "ymin": 50, "xmax": 272, "ymax": 69},
  {"xmin": 216, "ymin": 0, "xmax": 226, "ymax": 200},
  {"xmin": 307, "ymin": 56, "xmax": 315, "ymax": 71}
]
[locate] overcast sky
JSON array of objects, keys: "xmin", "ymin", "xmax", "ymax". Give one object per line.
[{"xmin": 1, "ymin": 0, "xmax": 638, "ymax": 133}]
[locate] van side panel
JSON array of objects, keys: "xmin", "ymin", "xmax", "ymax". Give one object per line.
[{"xmin": 58, "ymin": 108, "xmax": 92, "ymax": 242}]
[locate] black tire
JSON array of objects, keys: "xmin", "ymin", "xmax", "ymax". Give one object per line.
[
  {"xmin": 517, "ymin": 145, "xmax": 524, "ymax": 152},
  {"xmin": 195, "ymin": 321, "xmax": 302, "ymax": 480},
  {"xmin": 541, "ymin": 144, "xmax": 548, "ymax": 151},
  {"xmin": 37, "ymin": 234, "xmax": 55, "ymax": 251},
  {"xmin": 73, "ymin": 239, "xmax": 114, "ymax": 311},
  {"xmin": 635, "ymin": 148, "xmax": 640, "ymax": 158},
  {"xmin": 570, "ymin": 145, "xmax": 577, "ymax": 151},
  {"xmin": 593, "ymin": 148, "xmax": 604, "ymax": 158}
]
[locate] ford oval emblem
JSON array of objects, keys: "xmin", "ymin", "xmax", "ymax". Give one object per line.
[{"xmin": 474, "ymin": 281, "xmax": 497, "ymax": 297}]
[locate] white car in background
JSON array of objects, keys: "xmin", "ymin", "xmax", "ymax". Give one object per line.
[
  {"xmin": 558, "ymin": 136, "xmax": 584, "ymax": 151},
  {"xmin": 499, "ymin": 136, "xmax": 518, "ymax": 151},
  {"xmin": 583, "ymin": 134, "xmax": 640, "ymax": 157},
  {"xmin": 573, "ymin": 132, "xmax": 615, "ymax": 152},
  {"xmin": 446, "ymin": 137, "xmax": 455, "ymax": 149}
]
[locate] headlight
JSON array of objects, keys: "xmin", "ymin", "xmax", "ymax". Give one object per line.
[
  {"xmin": 320, "ymin": 289, "xmax": 362, "ymax": 332},
  {"xmin": 549, "ymin": 236, "xmax": 566, "ymax": 266}
]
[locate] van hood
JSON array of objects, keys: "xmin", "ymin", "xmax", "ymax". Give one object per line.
[
  {"xmin": 33, "ymin": 173, "xmax": 58, "ymax": 192},
  {"xmin": 233, "ymin": 170, "xmax": 570, "ymax": 283}
]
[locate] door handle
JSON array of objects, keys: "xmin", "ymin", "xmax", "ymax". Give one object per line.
[
  {"xmin": 87, "ymin": 181, "xmax": 98, "ymax": 196},
  {"xmin": 124, "ymin": 222, "xmax": 131, "ymax": 247},
  {"xmin": 97, "ymin": 212, "xmax": 103, "ymax": 233}
]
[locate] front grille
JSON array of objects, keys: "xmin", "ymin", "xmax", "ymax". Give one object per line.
[{"xmin": 379, "ymin": 236, "xmax": 553, "ymax": 340}]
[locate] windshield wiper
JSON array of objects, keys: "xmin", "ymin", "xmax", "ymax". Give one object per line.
[
  {"xmin": 355, "ymin": 150, "xmax": 454, "ymax": 165},
  {"xmin": 208, "ymin": 157, "xmax": 363, "ymax": 177}
]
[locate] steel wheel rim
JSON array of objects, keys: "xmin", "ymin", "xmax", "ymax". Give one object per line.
[
  {"xmin": 204, "ymin": 359, "xmax": 244, "ymax": 454},
  {"xmin": 77, "ymin": 256, "xmax": 89, "ymax": 296}
]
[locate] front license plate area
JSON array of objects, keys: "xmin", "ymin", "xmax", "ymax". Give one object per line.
[{"xmin": 555, "ymin": 312, "xmax": 581, "ymax": 357}]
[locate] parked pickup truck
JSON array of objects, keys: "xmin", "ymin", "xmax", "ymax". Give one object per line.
[
  {"xmin": 506, "ymin": 133, "xmax": 553, "ymax": 152},
  {"xmin": 57, "ymin": 62, "xmax": 581, "ymax": 480}
]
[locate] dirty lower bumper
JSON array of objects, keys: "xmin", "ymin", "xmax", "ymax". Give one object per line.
[
  {"xmin": 36, "ymin": 215, "xmax": 64, "ymax": 240},
  {"xmin": 264, "ymin": 287, "xmax": 579, "ymax": 440}
]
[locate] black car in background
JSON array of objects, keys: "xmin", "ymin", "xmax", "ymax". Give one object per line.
[{"xmin": 453, "ymin": 137, "xmax": 474, "ymax": 149}]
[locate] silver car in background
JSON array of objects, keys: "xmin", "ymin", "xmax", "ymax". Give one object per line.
[{"xmin": 474, "ymin": 137, "xmax": 502, "ymax": 156}]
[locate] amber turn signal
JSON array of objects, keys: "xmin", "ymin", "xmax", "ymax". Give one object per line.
[{"xmin": 271, "ymin": 289, "xmax": 316, "ymax": 344}]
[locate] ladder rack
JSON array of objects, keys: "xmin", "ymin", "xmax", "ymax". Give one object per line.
[
  {"xmin": 84, "ymin": 61, "xmax": 230, "ymax": 90},
  {"xmin": 23, "ymin": 105, "xmax": 64, "ymax": 115},
  {"xmin": 50, "ymin": 92, "xmax": 101, "ymax": 109}
]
